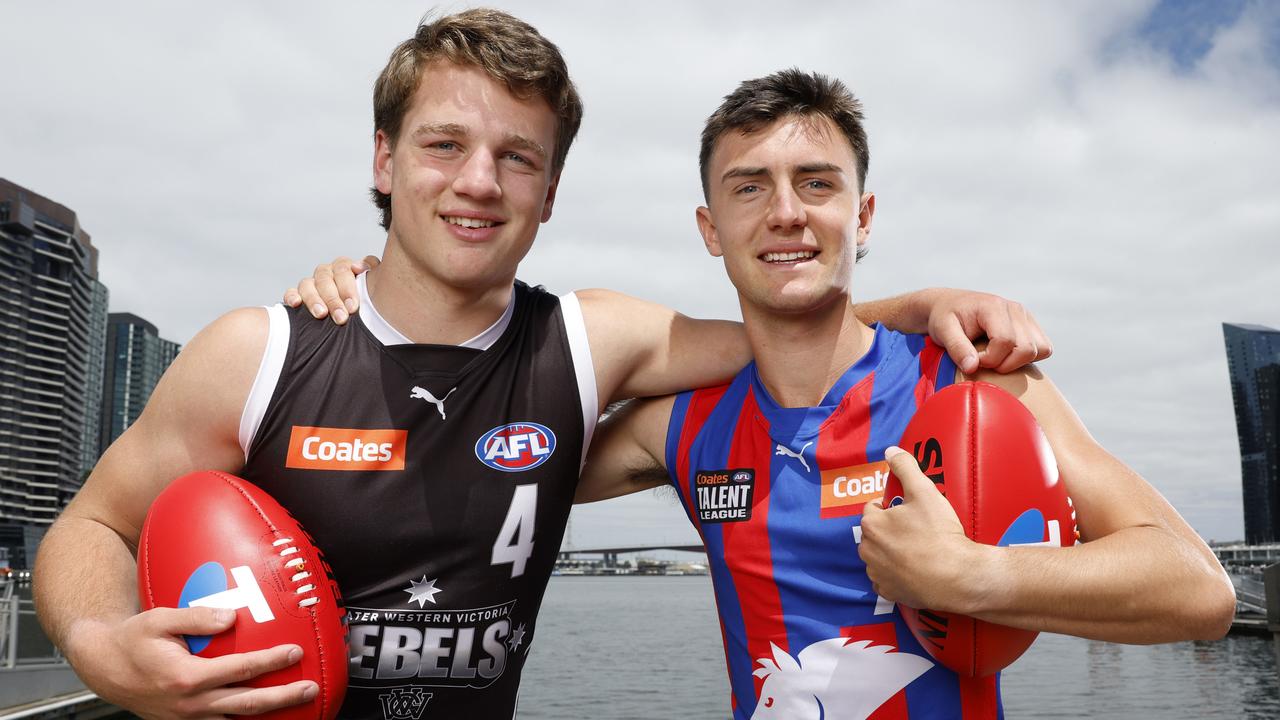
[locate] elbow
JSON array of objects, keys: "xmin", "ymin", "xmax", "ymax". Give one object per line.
[
  {"xmin": 1205, "ymin": 581, "xmax": 1237, "ymax": 641},
  {"xmin": 1183, "ymin": 572, "xmax": 1236, "ymax": 642}
]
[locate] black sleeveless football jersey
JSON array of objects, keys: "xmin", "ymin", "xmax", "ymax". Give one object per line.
[{"xmin": 239, "ymin": 279, "xmax": 595, "ymax": 719}]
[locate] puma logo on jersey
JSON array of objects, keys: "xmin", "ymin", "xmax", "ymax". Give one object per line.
[
  {"xmin": 775, "ymin": 442, "xmax": 812, "ymax": 473},
  {"xmin": 286, "ymin": 427, "xmax": 408, "ymax": 471},
  {"xmin": 410, "ymin": 386, "xmax": 457, "ymax": 420}
]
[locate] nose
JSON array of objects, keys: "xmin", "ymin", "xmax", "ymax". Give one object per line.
[
  {"xmin": 451, "ymin": 150, "xmax": 502, "ymax": 201},
  {"xmin": 766, "ymin": 185, "xmax": 806, "ymax": 233}
]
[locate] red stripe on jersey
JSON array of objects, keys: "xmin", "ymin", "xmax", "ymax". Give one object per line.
[
  {"xmin": 959, "ymin": 674, "xmax": 1000, "ymax": 719},
  {"xmin": 673, "ymin": 385, "xmax": 738, "ymax": 715},
  {"xmin": 718, "ymin": 387, "xmax": 788, "ymax": 699},
  {"xmin": 913, "ymin": 340, "xmax": 946, "ymax": 409},
  {"xmin": 675, "ymin": 386, "xmax": 730, "ymax": 510},
  {"xmin": 817, "ymin": 375, "xmax": 875, "ymax": 477},
  {"xmin": 840, "ymin": 622, "xmax": 910, "ymax": 719}
]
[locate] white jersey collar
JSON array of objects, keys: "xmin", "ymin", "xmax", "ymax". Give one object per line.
[{"xmin": 357, "ymin": 272, "xmax": 514, "ymax": 350}]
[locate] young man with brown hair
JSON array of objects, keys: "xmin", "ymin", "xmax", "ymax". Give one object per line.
[{"xmin": 37, "ymin": 10, "xmax": 1048, "ymax": 718}]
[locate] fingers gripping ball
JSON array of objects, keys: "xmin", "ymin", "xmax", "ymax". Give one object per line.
[
  {"xmin": 882, "ymin": 382, "xmax": 1078, "ymax": 677},
  {"xmin": 138, "ymin": 471, "xmax": 348, "ymax": 719}
]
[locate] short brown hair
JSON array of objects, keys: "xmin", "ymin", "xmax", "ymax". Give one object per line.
[
  {"xmin": 699, "ymin": 69, "xmax": 870, "ymax": 202},
  {"xmin": 369, "ymin": 8, "xmax": 584, "ymax": 230}
]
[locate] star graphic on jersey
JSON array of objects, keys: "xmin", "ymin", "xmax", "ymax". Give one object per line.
[
  {"xmin": 508, "ymin": 622, "xmax": 527, "ymax": 652},
  {"xmin": 403, "ymin": 575, "xmax": 443, "ymax": 608}
]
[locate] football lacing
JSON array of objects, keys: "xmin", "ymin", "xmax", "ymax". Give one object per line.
[{"xmin": 273, "ymin": 536, "xmax": 320, "ymax": 609}]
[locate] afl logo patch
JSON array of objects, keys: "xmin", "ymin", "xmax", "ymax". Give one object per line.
[{"xmin": 475, "ymin": 422, "xmax": 557, "ymax": 472}]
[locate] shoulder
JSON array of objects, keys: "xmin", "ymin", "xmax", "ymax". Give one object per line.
[
  {"xmin": 960, "ymin": 363, "xmax": 1083, "ymax": 443},
  {"xmin": 193, "ymin": 306, "xmax": 271, "ymax": 347},
  {"xmin": 152, "ymin": 307, "xmax": 271, "ymax": 415},
  {"xmin": 567, "ymin": 287, "xmax": 648, "ymax": 321}
]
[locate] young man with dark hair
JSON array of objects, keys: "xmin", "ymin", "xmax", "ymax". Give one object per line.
[
  {"xmin": 37, "ymin": 11, "xmax": 1051, "ymax": 718},
  {"xmin": 568, "ymin": 69, "xmax": 1235, "ymax": 717}
]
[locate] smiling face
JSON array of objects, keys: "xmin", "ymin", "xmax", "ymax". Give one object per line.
[
  {"xmin": 697, "ymin": 114, "xmax": 874, "ymax": 316},
  {"xmin": 373, "ymin": 60, "xmax": 561, "ymax": 292}
]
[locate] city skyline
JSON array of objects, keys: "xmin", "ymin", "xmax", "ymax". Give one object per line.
[{"xmin": 2, "ymin": 1, "xmax": 1277, "ymax": 545}]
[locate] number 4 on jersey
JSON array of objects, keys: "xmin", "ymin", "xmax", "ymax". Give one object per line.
[{"xmin": 492, "ymin": 484, "xmax": 537, "ymax": 577}]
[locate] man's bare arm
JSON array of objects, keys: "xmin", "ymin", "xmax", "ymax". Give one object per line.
[
  {"xmin": 283, "ymin": 258, "xmax": 1055, "ymax": 403},
  {"xmin": 859, "ymin": 367, "xmax": 1235, "ymax": 643},
  {"xmin": 34, "ymin": 308, "xmax": 318, "ymax": 717},
  {"xmin": 575, "ymin": 397, "xmax": 674, "ymax": 504}
]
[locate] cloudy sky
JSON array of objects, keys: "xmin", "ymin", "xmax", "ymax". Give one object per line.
[{"xmin": 3, "ymin": 1, "xmax": 1277, "ymax": 547}]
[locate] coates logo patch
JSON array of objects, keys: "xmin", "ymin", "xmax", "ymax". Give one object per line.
[
  {"xmin": 475, "ymin": 422, "xmax": 556, "ymax": 472},
  {"xmin": 694, "ymin": 468, "xmax": 755, "ymax": 523},
  {"xmin": 178, "ymin": 562, "xmax": 274, "ymax": 654},
  {"xmin": 820, "ymin": 461, "xmax": 891, "ymax": 518},
  {"xmin": 286, "ymin": 427, "xmax": 407, "ymax": 471}
]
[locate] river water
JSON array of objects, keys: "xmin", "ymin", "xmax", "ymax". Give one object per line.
[{"xmin": 519, "ymin": 576, "xmax": 1280, "ymax": 719}]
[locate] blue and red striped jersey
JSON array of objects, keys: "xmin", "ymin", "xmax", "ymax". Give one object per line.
[{"xmin": 664, "ymin": 325, "xmax": 1002, "ymax": 719}]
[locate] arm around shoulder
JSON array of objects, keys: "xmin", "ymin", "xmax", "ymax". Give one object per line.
[{"xmin": 574, "ymin": 289, "xmax": 748, "ymax": 409}]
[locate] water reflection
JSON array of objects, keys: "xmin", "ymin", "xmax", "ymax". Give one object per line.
[{"xmin": 1003, "ymin": 633, "xmax": 1280, "ymax": 719}]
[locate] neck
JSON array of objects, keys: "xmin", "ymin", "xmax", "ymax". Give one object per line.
[
  {"xmin": 742, "ymin": 292, "xmax": 874, "ymax": 408},
  {"xmin": 367, "ymin": 245, "xmax": 513, "ymax": 345}
]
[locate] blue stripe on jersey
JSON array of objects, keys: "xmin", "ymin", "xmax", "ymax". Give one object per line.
[
  {"xmin": 672, "ymin": 373, "xmax": 762, "ymax": 711},
  {"xmin": 867, "ymin": 334, "xmax": 925, "ymax": 457},
  {"xmin": 937, "ymin": 351, "xmax": 958, "ymax": 392},
  {"xmin": 664, "ymin": 391, "xmax": 692, "ymax": 485}
]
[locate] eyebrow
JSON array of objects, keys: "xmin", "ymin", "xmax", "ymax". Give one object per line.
[
  {"xmin": 721, "ymin": 166, "xmax": 769, "ymax": 183},
  {"xmin": 410, "ymin": 122, "xmax": 546, "ymax": 161},
  {"xmin": 720, "ymin": 162, "xmax": 846, "ymax": 184},
  {"xmin": 796, "ymin": 162, "xmax": 844, "ymax": 175},
  {"xmin": 411, "ymin": 122, "xmax": 468, "ymax": 140},
  {"xmin": 505, "ymin": 133, "xmax": 547, "ymax": 161}
]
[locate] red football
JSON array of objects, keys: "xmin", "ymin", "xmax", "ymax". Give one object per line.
[
  {"xmin": 881, "ymin": 381, "xmax": 1077, "ymax": 677},
  {"xmin": 138, "ymin": 470, "xmax": 347, "ymax": 718}
]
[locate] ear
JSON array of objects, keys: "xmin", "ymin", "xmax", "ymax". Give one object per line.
[
  {"xmin": 540, "ymin": 172, "xmax": 560, "ymax": 223},
  {"xmin": 856, "ymin": 192, "xmax": 875, "ymax": 248},
  {"xmin": 695, "ymin": 206, "xmax": 723, "ymax": 257},
  {"xmin": 374, "ymin": 129, "xmax": 395, "ymax": 196}
]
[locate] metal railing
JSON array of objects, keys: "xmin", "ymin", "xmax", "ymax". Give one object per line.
[
  {"xmin": 0, "ymin": 577, "xmax": 64, "ymax": 668},
  {"xmin": 1234, "ymin": 573, "xmax": 1267, "ymax": 615}
]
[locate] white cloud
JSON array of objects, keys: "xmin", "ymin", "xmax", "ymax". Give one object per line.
[{"xmin": 3, "ymin": 0, "xmax": 1276, "ymax": 543}]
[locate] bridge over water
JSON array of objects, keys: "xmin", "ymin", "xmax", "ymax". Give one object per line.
[{"xmin": 558, "ymin": 543, "xmax": 705, "ymax": 567}]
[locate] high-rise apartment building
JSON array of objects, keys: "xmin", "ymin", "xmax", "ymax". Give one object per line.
[
  {"xmin": 1223, "ymin": 323, "xmax": 1280, "ymax": 544},
  {"xmin": 99, "ymin": 313, "xmax": 180, "ymax": 451},
  {"xmin": 0, "ymin": 179, "xmax": 108, "ymax": 564}
]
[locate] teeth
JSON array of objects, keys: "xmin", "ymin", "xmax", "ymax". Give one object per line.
[
  {"xmin": 444, "ymin": 216, "xmax": 497, "ymax": 229},
  {"xmin": 762, "ymin": 251, "xmax": 816, "ymax": 263}
]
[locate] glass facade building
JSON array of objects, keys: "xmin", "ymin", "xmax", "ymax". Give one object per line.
[
  {"xmin": 1224, "ymin": 323, "xmax": 1280, "ymax": 544},
  {"xmin": 0, "ymin": 178, "xmax": 108, "ymax": 548},
  {"xmin": 99, "ymin": 313, "xmax": 180, "ymax": 452}
]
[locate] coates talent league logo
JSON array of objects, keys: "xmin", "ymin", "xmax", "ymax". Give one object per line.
[
  {"xmin": 178, "ymin": 561, "xmax": 275, "ymax": 653},
  {"xmin": 475, "ymin": 422, "xmax": 556, "ymax": 472}
]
